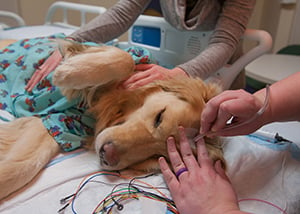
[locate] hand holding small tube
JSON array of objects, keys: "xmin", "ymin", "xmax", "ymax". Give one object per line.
[{"xmin": 200, "ymin": 88, "xmax": 268, "ymax": 137}]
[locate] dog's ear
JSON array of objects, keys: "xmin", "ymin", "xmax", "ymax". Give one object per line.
[
  {"xmin": 154, "ymin": 77, "xmax": 221, "ymax": 107},
  {"xmin": 89, "ymin": 89, "xmax": 144, "ymax": 133},
  {"xmin": 201, "ymin": 81, "xmax": 222, "ymax": 103},
  {"xmin": 89, "ymin": 86, "xmax": 161, "ymax": 133}
]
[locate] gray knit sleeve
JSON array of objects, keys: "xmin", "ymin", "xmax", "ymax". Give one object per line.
[
  {"xmin": 178, "ymin": 0, "xmax": 256, "ymax": 79},
  {"xmin": 70, "ymin": 0, "xmax": 151, "ymax": 43}
]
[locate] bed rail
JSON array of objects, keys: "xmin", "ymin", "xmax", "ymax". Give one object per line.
[
  {"xmin": 0, "ymin": 1, "xmax": 106, "ymax": 30},
  {"xmin": 0, "ymin": 1, "xmax": 106, "ymax": 40},
  {"xmin": 0, "ymin": 10, "xmax": 25, "ymax": 29},
  {"xmin": 45, "ymin": 1, "xmax": 106, "ymax": 29},
  {"xmin": 208, "ymin": 29, "xmax": 273, "ymax": 90}
]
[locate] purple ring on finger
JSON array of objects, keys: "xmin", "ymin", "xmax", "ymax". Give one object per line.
[{"xmin": 175, "ymin": 167, "xmax": 188, "ymax": 178}]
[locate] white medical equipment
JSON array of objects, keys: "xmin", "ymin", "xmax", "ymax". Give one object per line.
[
  {"xmin": 118, "ymin": 15, "xmax": 273, "ymax": 90},
  {"xmin": 0, "ymin": 1, "xmax": 106, "ymax": 40}
]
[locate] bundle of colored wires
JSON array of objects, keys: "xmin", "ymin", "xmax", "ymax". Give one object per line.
[
  {"xmin": 58, "ymin": 171, "xmax": 178, "ymax": 214},
  {"xmin": 93, "ymin": 184, "xmax": 176, "ymax": 213}
]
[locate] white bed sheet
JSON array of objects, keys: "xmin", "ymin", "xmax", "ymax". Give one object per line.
[
  {"xmin": 0, "ymin": 25, "xmax": 75, "ymax": 40},
  {"xmin": 0, "ymin": 111, "xmax": 300, "ymax": 214}
]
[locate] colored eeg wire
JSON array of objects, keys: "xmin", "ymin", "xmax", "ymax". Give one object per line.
[
  {"xmin": 92, "ymin": 185, "xmax": 176, "ymax": 214},
  {"xmin": 194, "ymin": 84, "xmax": 270, "ymax": 141},
  {"xmin": 238, "ymin": 198, "xmax": 288, "ymax": 214},
  {"xmin": 58, "ymin": 170, "xmax": 288, "ymax": 214},
  {"xmin": 93, "ymin": 175, "xmax": 177, "ymax": 213},
  {"xmin": 58, "ymin": 171, "xmax": 178, "ymax": 214},
  {"xmin": 97, "ymin": 176, "xmax": 177, "ymax": 213}
]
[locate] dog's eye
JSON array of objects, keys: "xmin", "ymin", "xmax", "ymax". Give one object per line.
[{"xmin": 154, "ymin": 108, "xmax": 166, "ymax": 128}]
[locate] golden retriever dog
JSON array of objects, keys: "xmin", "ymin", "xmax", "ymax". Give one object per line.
[{"xmin": 0, "ymin": 39, "xmax": 224, "ymax": 200}]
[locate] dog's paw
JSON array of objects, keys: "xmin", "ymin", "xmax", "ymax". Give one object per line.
[{"xmin": 53, "ymin": 46, "xmax": 135, "ymax": 90}]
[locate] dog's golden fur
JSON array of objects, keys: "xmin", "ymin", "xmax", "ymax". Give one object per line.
[{"xmin": 0, "ymin": 40, "xmax": 225, "ymax": 200}]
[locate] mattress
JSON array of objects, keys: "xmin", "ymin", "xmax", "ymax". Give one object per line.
[{"xmin": 1, "ymin": 109, "xmax": 300, "ymax": 214}]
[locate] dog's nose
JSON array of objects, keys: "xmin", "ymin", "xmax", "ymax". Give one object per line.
[{"xmin": 99, "ymin": 142, "xmax": 120, "ymax": 167}]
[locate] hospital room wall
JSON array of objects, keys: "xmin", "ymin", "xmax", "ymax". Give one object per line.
[
  {"xmin": 1, "ymin": 0, "xmax": 299, "ymax": 53},
  {"xmin": 245, "ymin": 0, "xmax": 299, "ymax": 53},
  {"xmin": 12, "ymin": 0, "xmax": 128, "ymax": 40},
  {"xmin": 0, "ymin": 0, "xmax": 126, "ymax": 40},
  {"xmin": 1, "ymin": 0, "xmax": 117, "ymax": 23},
  {"xmin": 18, "ymin": 0, "xmax": 118, "ymax": 25}
]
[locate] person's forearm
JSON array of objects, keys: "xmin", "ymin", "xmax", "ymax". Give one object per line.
[
  {"xmin": 70, "ymin": 0, "xmax": 150, "ymax": 43},
  {"xmin": 178, "ymin": 43, "xmax": 234, "ymax": 79},
  {"xmin": 178, "ymin": 0, "xmax": 255, "ymax": 79},
  {"xmin": 255, "ymin": 72, "xmax": 300, "ymax": 124}
]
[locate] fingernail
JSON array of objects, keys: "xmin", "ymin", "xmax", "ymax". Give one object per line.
[
  {"xmin": 178, "ymin": 126, "xmax": 185, "ymax": 134},
  {"xmin": 199, "ymin": 127, "xmax": 203, "ymax": 134},
  {"xmin": 196, "ymin": 137, "xmax": 204, "ymax": 144},
  {"xmin": 158, "ymin": 156, "xmax": 164, "ymax": 162},
  {"xmin": 167, "ymin": 137, "xmax": 177, "ymax": 151},
  {"xmin": 211, "ymin": 126, "xmax": 217, "ymax": 133},
  {"xmin": 127, "ymin": 84, "xmax": 135, "ymax": 90},
  {"xmin": 167, "ymin": 136, "xmax": 174, "ymax": 143}
]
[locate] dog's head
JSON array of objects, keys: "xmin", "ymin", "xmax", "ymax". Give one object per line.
[
  {"xmin": 89, "ymin": 77, "xmax": 224, "ymax": 173},
  {"xmin": 53, "ymin": 42, "xmax": 225, "ymax": 173}
]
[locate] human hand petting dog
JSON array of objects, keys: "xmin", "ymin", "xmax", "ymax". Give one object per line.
[
  {"xmin": 122, "ymin": 64, "xmax": 188, "ymax": 90},
  {"xmin": 159, "ymin": 126, "xmax": 248, "ymax": 214},
  {"xmin": 25, "ymin": 49, "xmax": 62, "ymax": 92}
]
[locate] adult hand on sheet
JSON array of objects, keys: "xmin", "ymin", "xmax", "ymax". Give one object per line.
[
  {"xmin": 159, "ymin": 126, "xmax": 244, "ymax": 214},
  {"xmin": 200, "ymin": 89, "xmax": 267, "ymax": 137},
  {"xmin": 25, "ymin": 49, "xmax": 62, "ymax": 92},
  {"xmin": 121, "ymin": 64, "xmax": 188, "ymax": 90}
]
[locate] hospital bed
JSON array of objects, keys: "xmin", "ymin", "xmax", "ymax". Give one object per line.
[
  {"xmin": 0, "ymin": 2, "xmax": 300, "ymax": 214},
  {"xmin": 0, "ymin": 1, "xmax": 106, "ymax": 39}
]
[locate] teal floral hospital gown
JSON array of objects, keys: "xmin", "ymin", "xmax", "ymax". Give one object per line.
[{"xmin": 0, "ymin": 34, "xmax": 155, "ymax": 152}]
